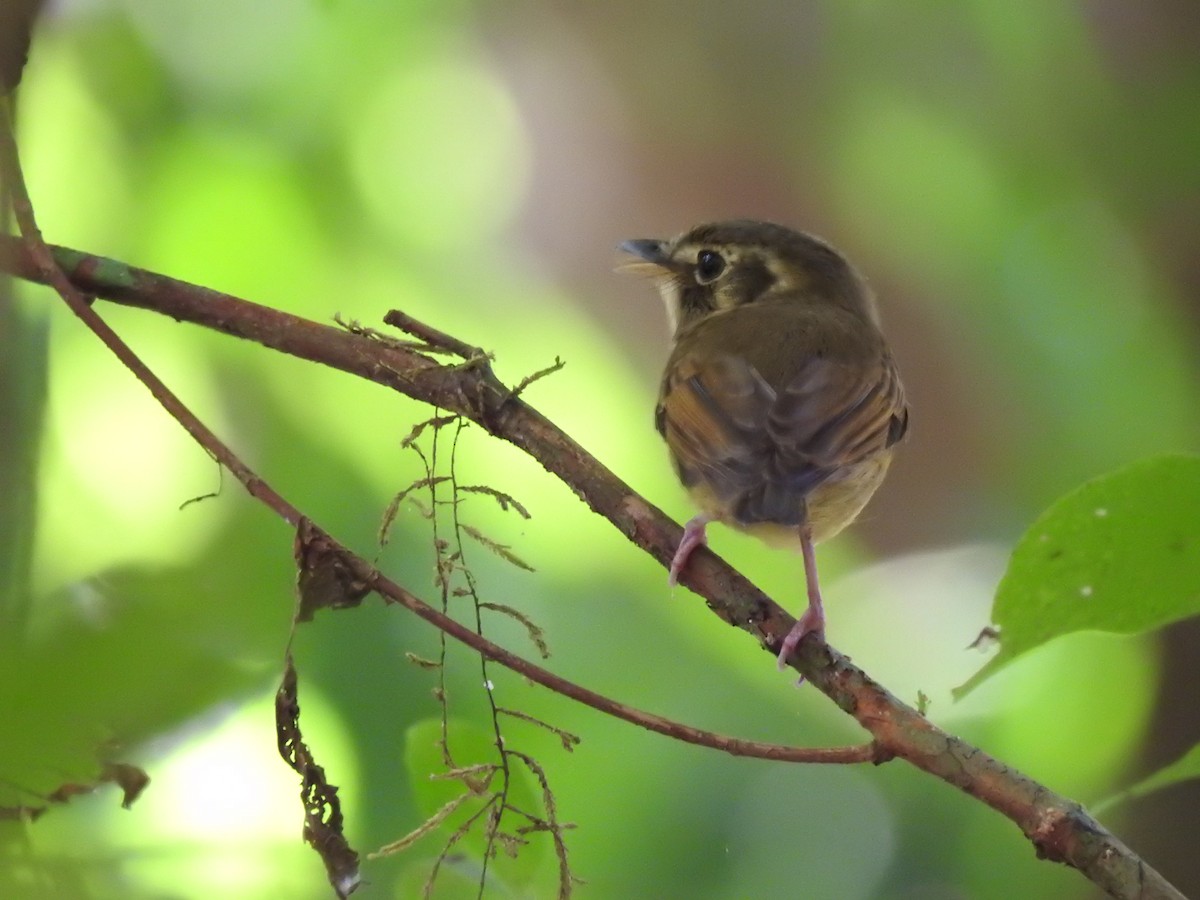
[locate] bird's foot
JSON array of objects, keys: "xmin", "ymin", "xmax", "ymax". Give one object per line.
[
  {"xmin": 668, "ymin": 515, "xmax": 711, "ymax": 586},
  {"xmin": 775, "ymin": 602, "xmax": 826, "ymax": 670}
]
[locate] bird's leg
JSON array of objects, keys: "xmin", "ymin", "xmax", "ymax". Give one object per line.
[
  {"xmin": 776, "ymin": 524, "xmax": 826, "ymax": 669},
  {"xmin": 668, "ymin": 514, "xmax": 712, "ymax": 586}
]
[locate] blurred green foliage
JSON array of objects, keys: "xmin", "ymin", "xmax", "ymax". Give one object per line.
[
  {"xmin": 2, "ymin": 1, "xmax": 1198, "ymax": 899},
  {"xmin": 397, "ymin": 717, "xmax": 550, "ymax": 895}
]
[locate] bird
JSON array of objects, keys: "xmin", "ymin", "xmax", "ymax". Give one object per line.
[{"xmin": 618, "ymin": 220, "xmax": 908, "ymax": 668}]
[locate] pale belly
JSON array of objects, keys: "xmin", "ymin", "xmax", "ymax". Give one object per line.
[{"xmin": 685, "ymin": 452, "xmax": 894, "ymax": 549}]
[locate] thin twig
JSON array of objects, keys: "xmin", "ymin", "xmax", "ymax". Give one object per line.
[{"xmin": 384, "ymin": 308, "xmax": 485, "ymax": 362}]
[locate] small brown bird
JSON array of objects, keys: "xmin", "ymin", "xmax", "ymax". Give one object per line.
[{"xmin": 619, "ymin": 220, "xmax": 908, "ymax": 668}]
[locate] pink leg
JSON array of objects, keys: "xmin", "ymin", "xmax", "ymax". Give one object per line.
[
  {"xmin": 668, "ymin": 515, "xmax": 711, "ymax": 586},
  {"xmin": 776, "ymin": 524, "xmax": 826, "ymax": 669}
]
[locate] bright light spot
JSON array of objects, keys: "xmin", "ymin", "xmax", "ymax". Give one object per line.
[
  {"xmin": 1094, "ymin": 507, "xmax": 1109, "ymax": 517},
  {"xmin": 149, "ymin": 712, "xmax": 302, "ymax": 839},
  {"xmin": 124, "ymin": 690, "xmax": 355, "ymax": 898},
  {"xmin": 62, "ymin": 382, "xmax": 206, "ymax": 530},
  {"xmin": 122, "ymin": 0, "xmax": 317, "ymax": 97},
  {"xmin": 347, "ymin": 50, "xmax": 531, "ymax": 253},
  {"xmin": 825, "ymin": 544, "xmax": 1007, "ymax": 709},
  {"xmin": 1080, "ymin": 585, "xmax": 1094, "ymax": 598},
  {"xmin": 17, "ymin": 34, "xmax": 132, "ymax": 248},
  {"xmin": 485, "ymin": 680, "xmax": 495, "ymax": 691},
  {"xmin": 34, "ymin": 321, "xmax": 229, "ymax": 590},
  {"xmin": 25, "ymin": 689, "xmax": 357, "ymax": 899}
]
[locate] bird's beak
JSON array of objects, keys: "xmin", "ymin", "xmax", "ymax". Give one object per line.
[{"xmin": 616, "ymin": 238, "xmax": 672, "ymax": 276}]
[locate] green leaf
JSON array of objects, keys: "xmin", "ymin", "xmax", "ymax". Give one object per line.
[
  {"xmin": 1092, "ymin": 742, "xmax": 1200, "ymax": 817},
  {"xmin": 957, "ymin": 454, "xmax": 1200, "ymax": 697}
]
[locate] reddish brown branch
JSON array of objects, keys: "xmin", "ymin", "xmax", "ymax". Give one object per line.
[
  {"xmin": 0, "ymin": 247, "xmax": 871, "ymax": 762},
  {"xmin": 0, "ymin": 231, "xmax": 1184, "ymax": 898},
  {"xmin": 356, "ymin": 550, "xmax": 885, "ymax": 765}
]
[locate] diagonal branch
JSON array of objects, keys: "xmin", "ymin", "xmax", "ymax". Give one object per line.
[
  {"xmin": 0, "ymin": 157, "xmax": 877, "ymax": 769},
  {"xmin": 0, "ymin": 230, "xmax": 1185, "ymax": 899}
]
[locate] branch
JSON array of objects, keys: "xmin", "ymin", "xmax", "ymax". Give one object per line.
[
  {"xmin": 0, "ymin": 231, "xmax": 1184, "ymax": 899},
  {"xmin": 0, "ymin": 136, "xmax": 875, "ymax": 772}
]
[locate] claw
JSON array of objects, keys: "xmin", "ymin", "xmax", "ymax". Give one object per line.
[{"xmin": 668, "ymin": 515, "xmax": 711, "ymax": 586}]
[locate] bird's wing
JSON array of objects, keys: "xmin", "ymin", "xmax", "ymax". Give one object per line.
[
  {"xmin": 657, "ymin": 352, "xmax": 777, "ymax": 491},
  {"xmin": 769, "ymin": 351, "xmax": 908, "ymax": 471},
  {"xmin": 657, "ymin": 351, "xmax": 907, "ymax": 525}
]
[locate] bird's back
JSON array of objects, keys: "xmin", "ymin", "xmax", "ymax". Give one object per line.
[{"xmin": 656, "ymin": 298, "xmax": 907, "ymax": 541}]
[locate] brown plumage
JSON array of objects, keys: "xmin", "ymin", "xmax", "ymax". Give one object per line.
[{"xmin": 620, "ymin": 220, "xmax": 908, "ymax": 667}]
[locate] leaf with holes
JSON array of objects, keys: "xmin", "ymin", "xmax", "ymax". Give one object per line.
[{"xmin": 956, "ymin": 454, "xmax": 1200, "ymax": 698}]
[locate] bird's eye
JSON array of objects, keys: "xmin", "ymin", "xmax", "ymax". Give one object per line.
[{"xmin": 694, "ymin": 249, "xmax": 726, "ymax": 284}]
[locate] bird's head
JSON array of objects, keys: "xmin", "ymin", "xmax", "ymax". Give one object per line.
[{"xmin": 619, "ymin": 219, "xmax": 877, "ymax": 335}]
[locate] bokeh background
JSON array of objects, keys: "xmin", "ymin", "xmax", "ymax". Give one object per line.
[{"xmin": 2, "ymin": 1, "xmax": 1199, "ymax": 898}]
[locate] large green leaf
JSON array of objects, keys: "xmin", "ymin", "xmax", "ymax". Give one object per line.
[
  {"xmin": 957, "ymin": 454, "xmax": 1200, "ymax": 697},
  {"xmin": 0, "ymin": 567, "xmax": 276, "ymax": 798}
]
